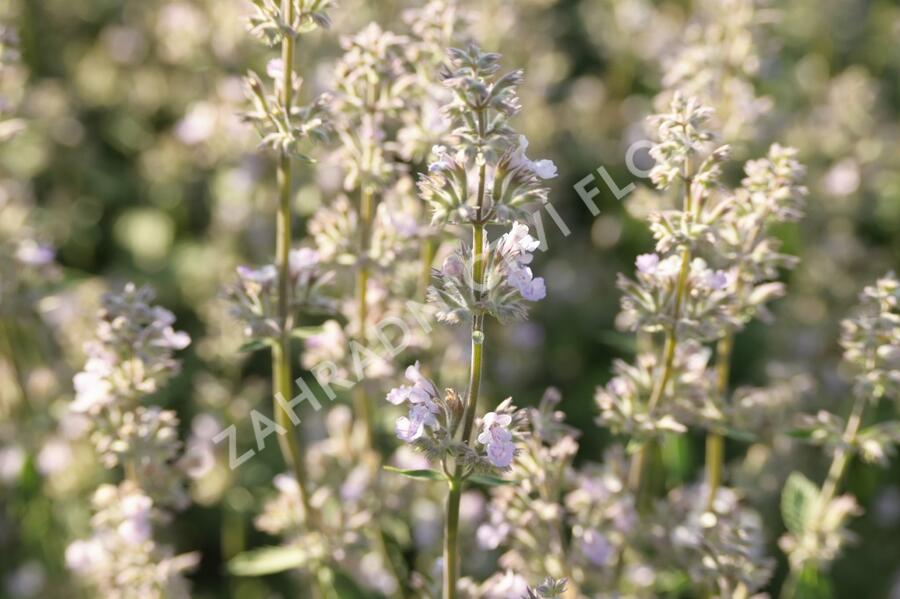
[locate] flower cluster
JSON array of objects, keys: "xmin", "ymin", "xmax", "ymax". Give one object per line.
[
  {"xmin": 617, "ymin": 253, "xmax": 737, "ymax": 341},
  {"xmin": 386, "ymin": 363, "xmax": 523, "ymax": 471},
  {"xmin": 429, "ymin": 222, "xmax": 547, "ymax": 324},
  {"xmin": 839, "ymin": 273, "xmax": 900, "ymax": 402},
  {"xmin": 67, "ymin": 285, "xmax": 196, "ymax": 598},
  {"xmin": 72, "ymin": 284, "xmax": 190, "ymax": 415},
  {"xmin": 241, "ymin": 0, "xmax": 334, "ymax": 159},
  {"xmin": 66, "ymin": 482, "xmax": 199, "ymax": 599},
  {"xmin": 247, "ymin": 0, "xmax": 333, "ymax": 46},
  {"xmin": 416, "ymin": 44, "xmax": 557, "ymax": 226},
  {"xmin": 224, "ymin": 247, "xmax": 333, "ymax": 341}
]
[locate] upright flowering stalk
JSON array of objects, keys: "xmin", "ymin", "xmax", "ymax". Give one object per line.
[
  {"xmin": 599, "ymin": 93, "xmax": 808, "ymax": 596},
  {"xmin": 234, "ymin": 1, "xmax": 334, "ymax": 593},
  {"xmin": 780, "ymin": 273, "xmax": 900, "ymax": 596},
  {"xmin": 329, "ymin": 22, "xmax": 415, "ymax": 448},
  {"xmin": 239, "ymin": 0, "xmax": 332, "ymax": 528},
  {"xmin": 385, "ymin": 45, "xmax": 556, "ymax": 599},
  {"xmin": 65, "ymin": 284, "xmax": 197, "ymax": 598},
  {"xmin": 612, "ymin": 93, "xmax": 732, "ymax": 508}
]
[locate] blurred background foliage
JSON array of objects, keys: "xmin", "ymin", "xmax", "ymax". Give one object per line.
[{"xmin": 2, "ymin": 0, "xmax": 899, "ymax": 597}]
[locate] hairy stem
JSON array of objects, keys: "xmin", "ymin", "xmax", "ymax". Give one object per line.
[
  {"xmin": 271, "ymin": 9, "xmax": 328, "ymax": 596},
  {"xmin": 444, "ymin": 152, "xmax": 488, "ymax": 599},
  {"xmin": 705, "ymin": 332, "xmax": 733, "ymax": 509},
  {"xmin": 443, "ymin": 478, "xmax": 462, "ymax": 599}
]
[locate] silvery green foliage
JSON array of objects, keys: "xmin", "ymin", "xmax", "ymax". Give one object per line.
[
  {"xmin": 65, "ymin": 482, "xmax": 200, "ymax": 599},
  {"xmin": 309, "ymin": 181, "xmax": 427, "ymax": 268},
  {"xmin": 66, "ymin": 285, "xmax": 196, "ymax": 598},
  {"xmin": 385, "ymin": 363, "xmax": 524, "ymax": 471},
  {"xmin": 247, "ymin": 0, "xmax": 334, "ymax": 46},
  {"xmin": 429, "ymin": 223, "xmax": 547, "ymax": 325},
  {"xmin": 255, "ymin": 406, "xmax": 404, "ymax": 594},
  {"xmin": 523, "ymin": 578, "xmax": 569, "ymax": 598},
  {"xmin": 223, "ymin": 248, "xmax": 334, "ymax": 341},
  {"xmin": 242, "ymin": 69, "xmax": 332, "ymax": 158},
  {"xmin": 664, "ymin": 485, "xmax": 773, "ymax": 595},
  {"xmin": 595, "ymin": 343, "xmax": 706, "ymax": 439},
  {"xmin": 242, "ymin": 0, "xmax": 334, "ymax": 159},
  {"xmin": 418, "ymin": 45, "xmax": 557, "ymax": 225},
  {"xmin": 332, "ymin": 23, "xmax": 414, "ymax": 191},
  {"xmin": 616, "ymin": 254, "xmax": 737, "ymax": 341}
]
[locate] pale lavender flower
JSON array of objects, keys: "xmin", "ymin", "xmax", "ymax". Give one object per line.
[{"xmin": 477, "ymin": 412, "xmax": 515, "ymax": 468}]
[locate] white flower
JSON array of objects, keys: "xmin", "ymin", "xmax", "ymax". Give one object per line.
[
  {"xmin": 478, "ymin": 412, "xmax": 516, "ymax": 468},
  {"xmin": 71, "ymin": 359, "xmax": 115, "ymax": 414},
  {"xmin": 65, "ymin": 538, "xmax": 105, "ymax": 573},
  {"xmin": 498, "ymin": 222, "xmax": 540, "ymax": 262},
  {"xmin": 511, "ymin": 135, "xmax": 558, "ymax": 179},
  {"xmin": 15, "ymin": 240, "xmax": 54, "ymax": 266},
  {"xmin": 289, "ymin": 247, "xmax": 320, "ymax": 278},
  {"xmin": 266, "ymin": 58, "xmax": 284, "ymax": 80},
  {"xmin": 636, "ymin": 253, "xmax": 660, "ymax": 274},
  {"xmin": 428, "ymin": 145, "xmax": 453, "ymax": 172}
]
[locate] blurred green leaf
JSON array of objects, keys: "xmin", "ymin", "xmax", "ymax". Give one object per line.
[
  {"xmin": 383, "ymin": 466, "xmax": 446, "ymax": 481},
  {"xmin": 238, "ymin": 338, "xmax": 273, "ymax": 353},
  {"xmin": 781, "ymin": 471, "xmax": 820, "ymax": 536},
  {"xmin": 228, "ymin": 545, "xmax": 309, "ymax": 576},
  {"xmin": 467, "ymin": 473, "xmax": 513, "ymax": 487}
]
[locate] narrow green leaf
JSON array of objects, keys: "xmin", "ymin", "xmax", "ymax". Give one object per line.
[
  {"xmin": 383, "ymin": 466, "xmax": 446, "ymax": 481},
  {"xmin": 467, "ymin": 473, "xmax": 514, "ymax": 487},
  {"xmin": 291, "ymin": 326, "xmax": 324, "ymax": 339},
  {"xmin": 228, "ymin": 545, "xmax": 308, "ymax": 576},
  {"xmin": 721, "ymin": 426, "xmax": 757, "ymax": 443},
  {"xmin": 238, "ymin": 338, "xmax": 272, "ymax": 353}
]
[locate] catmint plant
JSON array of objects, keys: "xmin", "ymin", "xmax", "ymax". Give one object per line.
[
  {"xmin": 65, "ymin": 284, "xmax": 198, "ymax": 599},
  {"xmin": 780, "ymin": 273, "xmax": 900, "ymax": 596},
  {"xmin": 384, "ymin": 44, "xmax": 556, "ymax": 599}
]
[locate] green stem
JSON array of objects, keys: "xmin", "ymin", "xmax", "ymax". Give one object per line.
[
  {"xmin": 443, "ymin": 150, "xmax": 488, "ymax": 599},
  {"xmin": 442, "ymin": 478, "xmax": 462, "ymax": 599},
  {"xmin": 818, "ymin": 394, "xmax": 866, "ymax": 511},
  {"xmin": 271, "ymin": 8, "xmax": 328, "ymax": 596},
  {"xmin": 630, "ymin": 246, "xmax": 691, "ymax": 508},
  {"xmin": 705, "ymin": 332, "xmax": 733, "ymax": 510},
  {"xmin": 0, "ymin": 319, "xmax": 30, "ymax": 406},
  {"xmin": 354, "ymin": 185, "xmax": 376, "ymax": 449}
]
